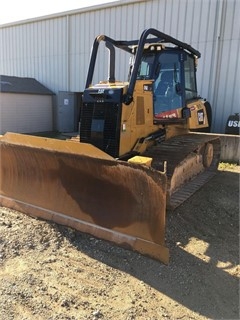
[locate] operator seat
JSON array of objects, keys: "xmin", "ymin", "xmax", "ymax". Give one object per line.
[
  {"xmin": 154, "ymin": 70, "xmax": 182, "ymax": 114},
  {"xmin": 156, "ymin": 71, "xmax": 173, "ymax": 95}
]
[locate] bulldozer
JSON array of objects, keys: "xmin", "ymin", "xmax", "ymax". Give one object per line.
[{"xmin": 0, "ymin": 29, "xmax": 220, "ymax": 264}]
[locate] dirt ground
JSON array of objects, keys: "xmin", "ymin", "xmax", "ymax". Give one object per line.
[{"xmin": 0, "ymin": 167, "xmax": 239, "ymax": 320}]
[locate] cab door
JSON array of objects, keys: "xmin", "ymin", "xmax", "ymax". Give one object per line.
[{"xmin": 153, "ymin": 51, "xmax": 183, "ymax": 117}]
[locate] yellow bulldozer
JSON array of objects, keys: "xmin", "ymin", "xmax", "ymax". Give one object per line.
[{"xmin": 0, "ymin": 29, "xmax": 220, "ymax": 264}]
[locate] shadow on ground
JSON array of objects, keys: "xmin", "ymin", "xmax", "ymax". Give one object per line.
[{"xmin": 60, "ymin": 170, "xmax": 239, "ymax": 319}]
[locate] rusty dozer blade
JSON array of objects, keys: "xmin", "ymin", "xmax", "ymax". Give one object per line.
[{"xmin": 0, "ymin": 133, "xmax": 169, "ymax": 264}]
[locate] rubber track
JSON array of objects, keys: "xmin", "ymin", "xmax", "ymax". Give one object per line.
[{"xmin": 143, "ymin": 133, "xmax": 221, "ymax": 209}]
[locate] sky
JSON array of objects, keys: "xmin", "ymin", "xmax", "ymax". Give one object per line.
[{"xmin": 0, "ymin": 0, "xmax": 117, "ymax": 25}]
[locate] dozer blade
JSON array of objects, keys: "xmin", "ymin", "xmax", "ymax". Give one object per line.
[{"xmin": 0, "ymin": 133, "xmax": 169, "ymax": 264}]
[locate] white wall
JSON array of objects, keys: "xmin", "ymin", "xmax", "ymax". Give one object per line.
[
  {"xmin": 0, "ymin": 93, "xmax": 53, "ymax": 134},
  {"xmin": 0, "ymin": 0, "xmax": 239, "ymax": 133}
]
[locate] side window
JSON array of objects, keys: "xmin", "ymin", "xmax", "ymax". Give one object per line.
[
  {"xmin": 184, "ymin": 55, "xmax": 197, "ymax": 100},
  {"xmin": 138, "ymin": 61, "xmax": 150, "ymax": 78},
  {"xmin": 137, "ymin": 53, "xmax": 155, "ymax": 79}
]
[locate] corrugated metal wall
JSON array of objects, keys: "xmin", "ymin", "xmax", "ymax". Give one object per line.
[
  {"xmin": 0, "ymin": 93, "xmax": 53, "ymax": 133},
  {"xmin": 0, "ymin": 0, "xmax": 239, "ymax": 133}
]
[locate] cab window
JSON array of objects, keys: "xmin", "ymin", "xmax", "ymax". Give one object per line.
[
  {"xmin": 153, "ymin": 52, "xmax": 182, "ymax": 115},
  {"xmin": 137, "ymin": 53, "xmax": 155, "ymax": 79},
  {"xmin": 184, "ymin": 55, "xmax": 197, "ymax": 101}
]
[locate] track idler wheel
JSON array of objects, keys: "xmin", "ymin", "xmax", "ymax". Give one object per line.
[{"xmin": 203, "ymin": 143, "xmax": 214, "ymax": 168}]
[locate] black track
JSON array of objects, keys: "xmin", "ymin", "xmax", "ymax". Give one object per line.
[{"xmin": 143, "ymin": 133, "xmax": 221, "ymax": 209}]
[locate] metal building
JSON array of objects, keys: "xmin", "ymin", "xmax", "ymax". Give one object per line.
[
  {"xmin": 0, "ymin": 75, "xmax": 54, "ymax": 134},
  {"xmin": 0, "ymin": 0, "xmax": 239, "ymax": 133}
]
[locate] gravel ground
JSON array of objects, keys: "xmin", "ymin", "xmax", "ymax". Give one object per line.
[{"xmin": 0, "ymin": 168, "xmax": 239, "ymax": 320}]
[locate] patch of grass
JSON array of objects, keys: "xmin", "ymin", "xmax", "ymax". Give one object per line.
[{"xmin": 218, "ymin": 162, "xmax": 240, "ymax": 172}]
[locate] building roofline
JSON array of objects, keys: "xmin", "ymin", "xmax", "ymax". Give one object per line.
[
  {"xmin": 0, "ymin": 75, "xmax": 54, "ymax": 95},
  {"xmin": 0, "ymin": 0, "xmax": 149, "ymax": 28}
]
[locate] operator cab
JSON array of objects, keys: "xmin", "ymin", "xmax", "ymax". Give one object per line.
[{"xmin": 136, "ymin": 46, "xmax": 198, "ymax": 119}]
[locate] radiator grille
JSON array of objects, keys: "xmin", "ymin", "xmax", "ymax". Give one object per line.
[{"xmin": 80, "ymin": 102, "xmax": 121, "ymax": 158}]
